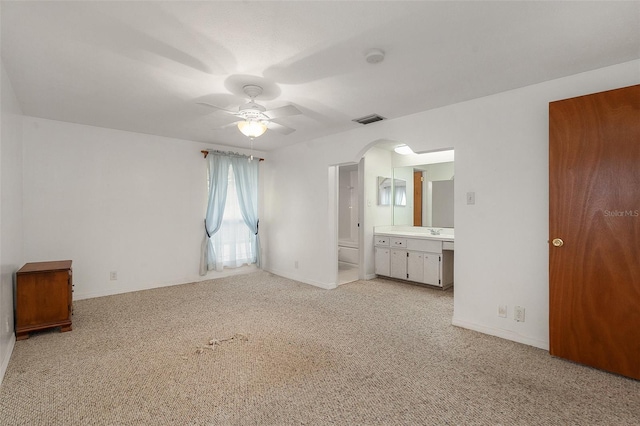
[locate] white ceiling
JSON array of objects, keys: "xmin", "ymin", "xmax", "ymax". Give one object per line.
[{"xmin": 1, "ymin": 1, "xmax": 639, "ymax": 152}]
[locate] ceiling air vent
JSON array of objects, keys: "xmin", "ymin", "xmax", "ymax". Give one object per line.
[{"xmin": 352, "ymin": 114, "xmax": 386, "ymax": 125}]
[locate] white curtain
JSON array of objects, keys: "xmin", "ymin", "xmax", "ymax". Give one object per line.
[
  {"xmin": 199, "ymin": 154, "xmax": 230, "ymax": 275},
  {"xmin": 230, "ymin": 157, "xmax": 261, "ymax": 267},
  {"xmin": 394, "ymin": 185, "xmax": 407, "ymax": 206},
  {"xmin": 211, "ymin": 164, "xmax": 255, "ymax": 269},
  {"xmin": 379, "ymin": 181, "xmax": 391, "ymax": 206}
]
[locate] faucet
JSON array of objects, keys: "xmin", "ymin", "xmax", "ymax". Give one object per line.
[{"xmin": 430, "ymin": 228, "xmax": 442, "ymax": 235}]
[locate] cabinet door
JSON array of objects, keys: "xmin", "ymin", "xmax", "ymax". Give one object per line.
[
  {"xmin": 407, "ymin": 251, "xmax": 424, "ymax": 283},
  {"xmin": 390, "ymin": 249, "xmax": 407, "ymax": 279},
  {"xmin": 423, "ymin": 253, "xmax": 441, "ymax": 286},
  {"xmin": 374, "ymin": 247, "xmax": 390, "ymax": 276},
  {"xmin": 16, "ymin": 271, "xmax": 70, "ymax": 327}
]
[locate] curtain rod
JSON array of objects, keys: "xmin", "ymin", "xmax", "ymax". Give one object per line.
[{"xmin": 201, "ymin": 150, "xmax": 264, "ymax": 161}]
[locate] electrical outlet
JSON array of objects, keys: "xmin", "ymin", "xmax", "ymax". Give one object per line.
[
  {"xmin": 514, "ymin": 306, "xmax": 526, "ymax": 322},
  {"xmin": 498, "ymin": 305, "xmax": 508, "ymax": 318},
  {"xmin": 110, "ymin": 271, "xmax": 118, "ymax": 281}
]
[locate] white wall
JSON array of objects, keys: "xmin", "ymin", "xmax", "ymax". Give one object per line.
[
  {"xmin": 0, "ymin": 60, "xmax": 23, "ymax": 382},
  {"xmin": 362, "ymin": 147, "xmax": 393, "ymax": 278},
  {"xmin": 261, "ymin": 141, "xmax": 341, "ymax": 288},
  {"xmin": 22, "ymin": 117, "xmax": 266, "ymax": 300},
  {"xmin": 263, "ymin": 60, "xmax": 640, "ymax": 350}
]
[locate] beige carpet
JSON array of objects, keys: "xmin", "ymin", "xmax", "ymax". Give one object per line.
[{"xmin": 1, "ymin": 271, "xmax": 638, "ymax": 425}]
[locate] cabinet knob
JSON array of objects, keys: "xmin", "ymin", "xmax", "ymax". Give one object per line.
[{"xmin": 552, "ymin": 238, "xmax": 564, "ymax": 247}]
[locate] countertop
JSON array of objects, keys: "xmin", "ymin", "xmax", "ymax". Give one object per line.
[{"xmin": 374, "ymin": 227, "xmax": 454, "ymax": 241}]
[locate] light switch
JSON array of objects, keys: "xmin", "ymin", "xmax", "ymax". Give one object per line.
[{"xmin": 466, "ymin": 192, "xmax": 476, "ymax": 205}]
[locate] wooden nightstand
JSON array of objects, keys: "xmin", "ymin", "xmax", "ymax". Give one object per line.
[{"xmin": 15, "ymin": 260, "xmax": 73, "ymax": 340}]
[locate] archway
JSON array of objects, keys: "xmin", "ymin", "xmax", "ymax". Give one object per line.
[{"xmin": 329, "ymin": 140, "xmax": 455, "ymax": 288}]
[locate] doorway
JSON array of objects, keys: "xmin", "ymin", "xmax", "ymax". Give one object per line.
[
  {"xmin": 329, "ymin": 146, "xmax": 454, "ymax": 287},
  {"xmin": 337, "ymin": 162, "xmax": 362, "ymax": 285}
]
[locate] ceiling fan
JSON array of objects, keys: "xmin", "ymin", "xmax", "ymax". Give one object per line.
[{"xmin": 197, "ymin": 85, "xmax": 301, "ymax": 138}]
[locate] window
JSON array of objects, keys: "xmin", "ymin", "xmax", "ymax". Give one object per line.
[
  {"xmin": 200, "ymin": 152, "xmax": 260, "ymax": 276},
  {"xmin": 212, "ymin": 164, "xmax": 255, "ymax": 269}
]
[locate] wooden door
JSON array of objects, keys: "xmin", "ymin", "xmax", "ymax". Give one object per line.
[
  {"xmin": 549, "ymin": 85, "xmax": 640, "ymax": 379},
  {"xmin": 413, "ymin": 171, "xmax": 423, "ymax": 226}
]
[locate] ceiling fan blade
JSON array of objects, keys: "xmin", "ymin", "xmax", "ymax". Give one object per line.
[
  {"xmin": 196, "ymin": 102, "xmax": 237, "ymax": 115},
  {"xmin": 267, "ymin": 121, "xmax": 296, "ymax": 135},
  {"xmin": 214, "ymin": 120, "xmax": 241, "ymax": 130},
  {"xmin": 264, "ymin": 104, "xmax": 302, "ymax": 119}
]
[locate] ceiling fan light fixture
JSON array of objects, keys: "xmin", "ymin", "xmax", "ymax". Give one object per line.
[{"xmin": 238, "ymin": 120, "xmax": 267, "ymax": 138}]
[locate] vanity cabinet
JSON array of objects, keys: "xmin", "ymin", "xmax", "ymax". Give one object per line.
[
  {"xmin": 374, "ymin": 234, "xmax": 453, "ymax": 289},
  {"xmin": 389, "ymin": 237, "xmax": 408, "ymax": 279},
  {"xmin": 374, "ymin": 247, "xmax": 390, "ymax": 276},
  {"xmin": 407, "ymin": 251, "xmax": 424, "ymax": 282},
  {"xmin": 407, "ymin": 251, "xmax": 440, "ymax": 285},
  {"xmin": 423, "ymin": 252, "xmax": 441, "ymax": 286},
  {"xmin": 390, "ymin": 249, "xmax": 407, "ymax": 279},
  {"xmin": 374, "ymin": 236, "xmax": 390, "ymax": 276}
]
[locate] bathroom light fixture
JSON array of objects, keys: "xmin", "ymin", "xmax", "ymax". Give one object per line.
[
  {"xmin": 394, "ymin": 144, "xmax": 414, "ymax": 155},
  {"xmin": 237, "ymin": 119, "xmax": 267, "ymax": 138}
]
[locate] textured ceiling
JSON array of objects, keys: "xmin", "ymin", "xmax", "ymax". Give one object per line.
[{"xmin": 2, "ymin": 1, "xmax": 639, "ymax": 151}]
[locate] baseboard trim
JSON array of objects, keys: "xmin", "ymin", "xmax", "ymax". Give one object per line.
[
  {"xmin": 452, "ymin": 317, "xmax": 549, "ymax": 350},
  {"xmin": 264, "ymin": 268, "xmax": 337, "ymax": 290},
  {"xmin": 74, "ymin": 265, "xmax": 259, "ymax": 300},
  {"xmin": 0, "ymin": 333, "xmax": 16, "ymax": 385}
]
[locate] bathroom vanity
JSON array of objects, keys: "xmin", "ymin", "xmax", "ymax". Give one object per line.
[{"xmin": 374, "ymin": 227, "xmax": 454, "ymax": 289}]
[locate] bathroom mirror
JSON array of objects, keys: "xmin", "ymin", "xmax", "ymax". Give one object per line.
[
  {"xmin": 392, "ymin": 161, "xmax": 454, "ymax": 227},
  {"xmin": 393, "ymin": 179, "xmax": 407, "ymax": 206},
  {"xmin": 431, "ymin": 180, "xmax": 454, "ymax": 227},
  {"xmin": 377, "ymin": 176, "xmax": 392, "ymax": 206}
]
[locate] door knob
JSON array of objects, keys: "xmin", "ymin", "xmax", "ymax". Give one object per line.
[{"xmin": 552, "ymin": 238, "xmax": 564, "ymax": 247}]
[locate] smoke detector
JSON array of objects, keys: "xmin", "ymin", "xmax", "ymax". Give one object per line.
[{"xmin": 365, "ymin": 48, "xmax": 385, "ymax": 64}]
